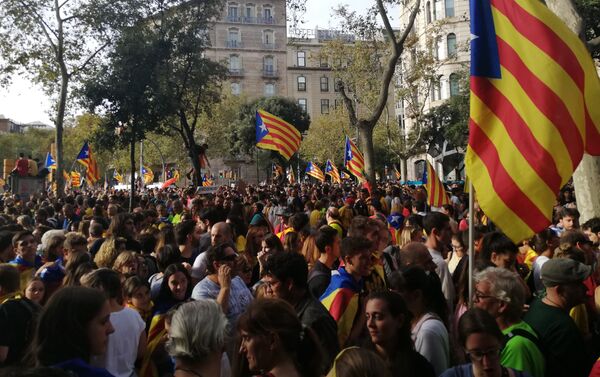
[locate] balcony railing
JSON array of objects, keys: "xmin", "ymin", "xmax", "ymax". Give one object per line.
[
  {"xmin": 262, "ymin": 68, "xmax": 278, "ymax": 78},
  {"xmin": 262, "ymin": 43, "xmax": 276, "ymax": 50},
  {"xmin": 228, "ymin": 68, "xmax": 244, "ymax": 77},
  {"xmin": 225, "ymin": 15, "xmax": 276, "ymax": 24},
  {"xmin": 226, "ymin": 40, "xmax": 242, "ymax": 48}
]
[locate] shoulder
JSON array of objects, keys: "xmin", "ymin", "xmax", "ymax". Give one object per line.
[{"xmin": 440, "ymin": 364, "xmax": 472, "ymax": 377}]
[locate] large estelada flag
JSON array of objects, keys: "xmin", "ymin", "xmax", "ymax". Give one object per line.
[
  {"xmin": 466, "ymin": 0, "xmax": 600, "ymax": 242},
  {"xmin": 344, "ymin": 136, "xmax": 366, "ymax": 182},
  {"xmin": 325, "ymin": 159, "xmax": 341, "ymax": 184},
  {"xmin": 76, "ymin": 142, "xmax": 100, "ymax": 185},
  {"xmin": 423, "ymin": 161, "xmax": 450, "ymax": 208},
  {"xmin": 305, "ymin": 161, "xmax": 325, "ymax": 182},
  {"xmin": 256, "ymin": 109, "xmax": 302, "ymax": 160}
]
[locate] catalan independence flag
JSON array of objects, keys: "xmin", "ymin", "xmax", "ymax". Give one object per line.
[
  {"xmin": 76, "ymin": 142, "xmax": 100, "ymax": 185},
  {"xmin": 344, "ymin": 136, "xmax": 366, "ymax": 182},
  {"xmin": 44, "ymin": 152, "xmax": 56, "ymax": 170},
  {"xmin": 466, "ymin": 0, "xmax": 600, "ymax": 242},
  {"xmin": 256, "ymin": 109, "xmax": 302, "ymax": 160},
  {"xmin": 287, "ymin": 167, "xmax": 296, "ymax": 184},
  {"xmin": 305, "ymin": 161, "xmax": 325, "ymax": 182},
  {"xmin": 113, "ymin": 169, "xmax": 123, "ymax": 183},
  {"xmin": 70, "ymin": 171, "xmax": 81, "ymax": 188},
  {"xmin": 423, "ymin": 161, "xmax": 450, "ymax": 208},
  {"xmin": 142, "ymin": 166, "xmax": 154, "ymax": 184},
  {"xmin": 394, "ymin": 164, "xmax": 401, "ymax": 180},
  {"xmin": 320, "ymin": 267, "xmax": 362, "ymax": 346},
  {"xmin": 325, "ymin": 160, "xmax": 341, "ymax": 184}
]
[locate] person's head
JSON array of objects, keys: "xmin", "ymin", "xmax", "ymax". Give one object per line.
[
  {"xmin": 458, "ymin": 308, "xmax": 505, "ymax": 376},
  {"xmin": 558, "ymin": 207, "xmax": 579, "ymax": 230},
  {"xmin": 473, "ymin": 267, "xmax": 526, "ymax": 323},
  {"xmin": 0, "ymin": 231, "xmax": 15, "ymax": 263},
  {"xmin": 560, "ymin": 230, "xmax": 595, "ymax": 265},
  {"xmin": 34, "ymin": 286, "xmax": 114, "ymax": 365},
  {"xmin": 108, "ymin": 213, "xmax": 135, "ymax": 239},
  {"xmin": 423, "ymin": 212, "xmax": 452, "ymax": 246},
  {"xmin": 41, "ymin": 230, "xmax": 65, "ymax": 262},
  {"xmin": 582, "ymin": 217, "xmax": 600, "ymax": 246},
  {"xmin": 326, "ymin": 347, "xmax": 392, "ymax": 377},
  {"xmin": 399, "ymin": 242, "xmax": 436, "ymax": 272},
  {"xmin": 262, "ymin": 252, "xmax": 308, "ymax": 300},
  {"xmin": 451, "ymin": 232, "xmax": 466, "ymax": 254},
  {"xmin": 25, "ymin": 277, "xmax": 46, "ymax": 305},
  {"xmin": 205, "ymin": 243, "xmax": 237, "ymax": 275},
  {"xmin": 155, "ymin": 244, "xmax": 182, "ymax": 272},
  {"xmin": 175, "ymin": 220, "xmax": 200, "ymax": 248},
  {"xmin": 289, "ymin": 212, "xmax": 309, "ymax": 232},
  {"xmin": 237, "ymin": 298, "xmax": 322, "ymax": 376},
  {"xmin": 123, "ymin": 275, "xmax": 152, "ymax": 312},
  {"xmin": 167, "ymin": 300, "xmax": 228, "ymax": 364},
  {"xmin": 282, "ymin": 231, "xmax": 302, "ymax": 254},
  {"xmin": 315, "ymin": 225, "xmax": 340, "ymax": 258},
  {"xmin": 12, "ymin": 230, "xmax": 36, "ymax": 261},
  {"xmin": 479, "ymin": 232, "xmax": 518, "ymax": 269},
  {"xmin": 112, "ymin": 251, "xmax": 138, "ymax": 277},
  {"xmin": 211, "ymin": 222, "xmax": 233, "ymax": 246},
  {"xmin": 348, "ymin": 216, "xmax": 380, "ymax": 251},
  {"xmin": 0, "ymin": 264, "xmax": 20, "ymax": 297},
  {"xmin": 80, "ymin": 268, "xmax": 124, "ymax": 305},
  {"xmin": 532, "ymin": 228, "xmax": 559, "ymax": 256},
  {"xmin": 63, "ymin": 232, "xmax": 88, "ymax": 262},
  {"xmin": 260, "ymin": 233, "xmax": 284, "ymax": 255},
  {"xmin": 541, "ymin": 258, "xmax": 591, "ymax": 309},
  {"xmin": 341, "ymin": 237, "xmax": 373, "ymax": 278},
  {"xmin": 158, "ymin": 263, "xmax": 192, "ymax": 302},
  {"xmin": 365, "ymin": 291, "xmax": 413, "ymax": 353}
]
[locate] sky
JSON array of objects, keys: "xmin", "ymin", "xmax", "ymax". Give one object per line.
[{"xmin": 0, "ymin": 0, "xmax": 399, "ymax": 126}]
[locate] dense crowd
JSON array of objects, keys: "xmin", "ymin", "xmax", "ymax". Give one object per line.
[{"xmin": 0, "ymin": 182, "xmax": 598, "ymax": 377}]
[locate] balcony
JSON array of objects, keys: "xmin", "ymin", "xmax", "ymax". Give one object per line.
[
  {"xmin": 262, "ymin": 68, "xmax": 278, "ymax": 78},
  {"xmin": 226, "ymin": 15, "xmax": 242, "ymax": 23},
  {"xmin": 226, "ymin": 40, "xmax": 242, "ymax": 48},
  {"xmin": 262, "ymin": 42, "xmax": 276, "ymax": 50},
  {"xmin": 228, "ymin": 68, "xmax": 244, "ymax": 77},
  {"xmin": 225, "ymin": 15, "xmax": 276, "ymax": 25},
  {"xmin": 257, "ymin": 16, "xmax": 275, "ymax": 24}
]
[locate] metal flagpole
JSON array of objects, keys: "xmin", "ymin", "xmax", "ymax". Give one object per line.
[
  {"xmin": 140, "ymin": 141, "xmax": 144, "ymax": 189},
  {"xmin": 468, "ymin": 178, "xmax": 474, "ymax": 307}
]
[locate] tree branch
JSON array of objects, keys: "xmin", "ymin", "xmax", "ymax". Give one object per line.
[
  {"xmin": 18, "ymin": 0, "xmax": 59, "ymax": 53},
  {"xmin": 338, "ymin": 81, "xmax": 358, "ymax": 126},
  {"xmin": 72, "ymin": 41, "xmax": 109, "ymax": 76}
]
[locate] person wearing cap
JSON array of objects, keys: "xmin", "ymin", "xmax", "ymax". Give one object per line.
[{"xmin": 524, "ymin": 258, "xmax": 594, "ymax": 377}]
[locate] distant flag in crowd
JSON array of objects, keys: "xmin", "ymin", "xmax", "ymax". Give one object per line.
[
  {"xmin": 394, "ymin": 165, "xmax": 401, "ymax": 180},
  {"xmin": 202, "ymin": 174, "xmax": 213, "ymax": 187},
  {"xmin": 44, "ymin": 152, "xmax": 56, "ymax": 170},
  {"xmin": 287, "ymin": 167, "xmax": 296, "ymax": 184},
  {"xmin": 466, "ymin": 0, "xmax": 600, "ymax": 242},
  {"xmin": 325, "ymin": 160, "xmax": 341, "ymax": 184},
  {"xmin": 62, "ymin": 170, "xmax": 70, "ymax": 186},
  {"xmin": 305, "ymin": 162, "xmax": 325, "ymax": 182},
  {"xmin": 340, "ymin": 170, "xmax": 349, "ymax": 180},
  {"xmin": 344, "ymin": 136, "xmax": 366, "ymax": 182},
  {"xmin": 70, "ymin": 171, "xmax": 81, "ymax": 188},
  {"xmin": 142, "ymin": 166, "xmax": 154, "ymax": 184},
  {"xmin": 113, "ymin": 170, "xmax": 123, "ymax": 183},
  {"xmin": 423, "ymin": 161, "xmax": 449, "ymax": 208},
  {"xmin": 272, "ymin": 163, "xmax": 284, "ymax": 178},
  {"xmin": 76, "ymin": 142, "xmax": 100, "ymax": 185},
  {"xmin": 255, "ymin": 109, "xmax": 302, "ymax": 160}
]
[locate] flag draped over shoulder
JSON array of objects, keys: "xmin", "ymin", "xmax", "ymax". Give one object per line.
[
  {"xmin": 466, "ymin": 0, "xmax": 600, "ymax": 242},
  {"xmin": 45, "ymin": 152, "xmax": 56, "ymax": 170},
  {"xmin": 344, "ymin": 136, "xmax": 366, "ymax": 182},
  {"xmin": 76, "ymin": 142, "xmax": 100, "ymax": 185},
  {"xmin": 305, "ymin": 162, "xmax": 325, "ymax": 182},
  {"xmin": 320, "ymin": 268, "xmax": 361, "ymax": 346},
  {"xmin": 423, "ymin": 161, "xmax": 450, "ymax": 208},
  {"xmin": 325, "ymin": 160, "xmax": 341, "ymax": 184},
  {"xmin": 256, "ymin": 109, "xmax": 302, "ymax": 160}
]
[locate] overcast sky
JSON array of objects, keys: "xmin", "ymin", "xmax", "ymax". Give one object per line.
[{"xmin": 0, "ymin": 0, "xmax": 399, "ymax": 125}]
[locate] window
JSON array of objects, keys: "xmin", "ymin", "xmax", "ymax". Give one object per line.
[
  {"xmin": 425, "ymin": 2, "xmax": 431, "ymax": 24},
  {"xmin": 449, "ymin": 73, "xmax": 460, "ymax": 96},
  {"xmin": 297, "ymin": 51, "xmax": 306, "ymax": 67},
  {"xmin": 445, "ymin": 0, "xmax": 454, "ymax": 17},
  {"xmin": 321, "ymin": 99, "xmax": 330, "ymax": 114},
  {"xmin": 320, "ymin": 76, "xmax": 329, "ymax": 92},
  {"xmin": 228, "ymin": 28, "xmax": 240, "ymax": 47},
  {"xmin": 447, "ymin": 33, "xmax": 457, "ymax": 57},
  {"xmin": 298, "ymin": 98, "xmax": 307, "ymax": 112},
  {"xmin": 262, "ymin": 5, "xmax": 272, "ymax": 22},
  {"xmin": 263, "ymin": 30, "xmax": 274, "ymax": 47},
  {"xmin": 297, "ymin": 76, "xmax": 306, "ymax": 91},
  {"xmin": 228, "ymin": 4, "xmax": 238, "ymax": 21},
  {"xmin": 319, "ymin": 56, "xmax": 328, "ymax": 68},
  {"xmin": 245, "ymin": 4, "xmax": 254, "ymax": 19},
  {"xmin": 433, "ymin": 0, "xmax": 439, "ymax": 20},
  {"xmin": 231, "ymin": 82, "xmax": 241, "ymax": 95},
  {"xmin": 431, "ymin": 77, "xmax": 442, "ymax": 101},
  {"xmin": 264, "ymin": 83, "xmax": 275, "ymax": 97},
  {"xmin": 229, "ymin": 55, "xmax": 240, "ymax": 71},
  {"xmin": 264, "ymin": 56, "xmax": 274, "ymax": 73}
]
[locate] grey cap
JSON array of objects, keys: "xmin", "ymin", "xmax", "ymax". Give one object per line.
[{"xmin": 541, "ymin": 258, "xmax": 592, "ymax": 287}]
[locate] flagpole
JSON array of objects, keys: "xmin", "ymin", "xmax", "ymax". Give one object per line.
[
  {"xmin": 255, "ymin": 148, "xmax": 259, "ymax": 185},
  {"xmin": 468, "ymin": 178, "xmax": 474, "ymax": 308}
]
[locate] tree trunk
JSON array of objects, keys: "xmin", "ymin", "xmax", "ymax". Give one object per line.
[
  {"xmin": 401, "ymin": 158, "xmax": 408, "ymax": 181},
  {"xmin": 358, "ymin": 121, "xmax": 376, "ymax": 185},
  {"xmin": 130, "ymin": 136, "xmax": 136, "ymax": 212},
  {"xmin": 547, "ymin": 0, "xmax": 600, "ymax": 222},
  {"xmin": 55, "ymin": 74, "xmax": 68, "ymax": 196}
]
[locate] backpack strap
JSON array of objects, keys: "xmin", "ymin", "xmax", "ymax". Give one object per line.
[{"xmin": 504, "ymin": 328, "xmax": 544, "ymax": 353}]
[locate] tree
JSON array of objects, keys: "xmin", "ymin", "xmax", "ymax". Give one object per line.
[
  {"xmin": 321, "ymin": 0, "xmax": 421, "ymax": 184},
  {"xmin": 300, "ymin": 109, "xmax": 347, "ymax": 164},
  {"xmin": 0, "ymin": 0, "xmax": 134, "ymax": 194}
]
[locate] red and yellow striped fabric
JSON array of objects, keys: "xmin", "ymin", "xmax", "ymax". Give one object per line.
[
  {"xmin": 344, "ymin": 136, "xmax": 366, "ymax": 182},
  {"xmin": 423, "ymin": 160, "xmax": 449, "ymax": 208},
  {"xmin": 256, "ymin": 109, "xmax": 302, "ymax": 160},
  {"xmin": 319, "ymin": 268, "xmax": 361, "ymax": 346},
  {"xmin": 305, "ymin": 161, "xmax": 325, "ymax": 182},
  {"xmin": 467, "ymin": 0, "xmax": 600, "ymax": 242},
  {"xmin": 325, "ymin": 159, "xmax": 341, "ymax": 184}
]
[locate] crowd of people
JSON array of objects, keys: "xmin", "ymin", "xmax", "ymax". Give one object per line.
[{"xmin": 0, "ymin": 181, "xmax": 598, "ymax": 377}]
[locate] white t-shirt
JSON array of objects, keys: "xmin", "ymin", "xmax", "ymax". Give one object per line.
[
  {"xmin": 412, "ymin": 312, "xmax": 450, "ymax": 377},
  {"xmin": 191, "ymin": 252, "xmax": 208, "ymax": 281},
  {"xmin": 100, "ymin": 307, "xmax": 146, "ymax": 377}
]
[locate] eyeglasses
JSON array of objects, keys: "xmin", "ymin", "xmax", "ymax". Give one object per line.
[
  {"xmin": 466, "ymin": 347, "xmax": 501, "ymax": 361},
  {"xmin": 473, "ymin": 291, "xmax": 499, "ymax": 302}
]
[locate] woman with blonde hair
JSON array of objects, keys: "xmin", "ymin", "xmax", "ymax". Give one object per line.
[
  {"xmin": 326, "ymin": 347, "xmax": 391, "ymax": 377},
  {"xmin": 300, "ymin": 234, "xmax": 320, "ymax": 269},
  {"xmin": 94, "ymin": 237, "xmax": 126, "ymax": 268},
  {"xmin": 112, "ymin": 251, "xmax": 138, "ymax": 279}
]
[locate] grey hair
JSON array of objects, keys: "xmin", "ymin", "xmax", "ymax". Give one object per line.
[
  {"xmin": 167, "ymin": 300, "xmax": 228, "ymax": 362},
  {"xmin": 474, "ymin": 267, "xmax": 526, "ymax": 321}
]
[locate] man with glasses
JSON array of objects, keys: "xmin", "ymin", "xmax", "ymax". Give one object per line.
[
  {"xmin": 473, "ymin": 267, "xmax": 545, "ymax": 377},
  {"xmin": 524, "ymin": 258, "xmax": 594, "ymax": 377}
]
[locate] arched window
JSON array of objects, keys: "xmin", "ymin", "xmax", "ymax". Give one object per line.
[
  {"xmin": 449, "ymin": 73, "xmax": 460, "ymax": 96},
  {"xmin": 445, "ymin": 0, "xmax": 454, "ymax": 17},
  {"xmin": 447, "ymin": 33, "xmax": 457, "ymax": 57},
  {"xmin": 231, "ymin": 82, "xmax": 241, "ymax": 95},
  {"xmin": 426, "ymin": 2, "xmax": 432, "ymax": 23}
]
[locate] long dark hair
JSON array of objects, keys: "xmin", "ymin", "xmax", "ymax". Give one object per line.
[
  {"xmin": 395, "ymin": 266, "xmax": 448, "ymax": 327},
  {"xmin": 234, "ymin": 298, "xmax": 322, "ymax": 377},
  {"xmin": 155, "ymin": 264, "xmax": 191, "ymax": 311},
  {"xmin": 33, "ymin": 286, "xmax": 107, "ymax": 365}
]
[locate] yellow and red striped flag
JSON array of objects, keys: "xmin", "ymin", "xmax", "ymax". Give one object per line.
[
  {"xmin": 344, "ymin": 136, "xmax": 366, "ymax": 182},
  {"xmin": 76, "ymin": 142, "xmax": 100, "ymax": 185},
  {"xmin": 467, "ymin": 0, "xmax": 600, "ymax": 242},
  {"xmin": 287, "ymin": 167, "xmax": 296, "ymax": 184},
  {"xmin": 256, "ymin": 109, "xmax": 302, "ymax": 160},
  {"xmin": 394, "ymin": 165, "xmax": 401, "ymax": 180},
  {"xmin": 324, "ymin": 160, "xmax": 341, "ymax": 184},
  {"xmin": 305, "ymin": 161, "xmax": 325, "ymax": 182},
  {"xmin": 70, "ymin": 171, "xmax": 81, "ymax": 188},
  {"xmin": 423, "ymin": 161, "xmax": 449, "ymax": 208}
]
